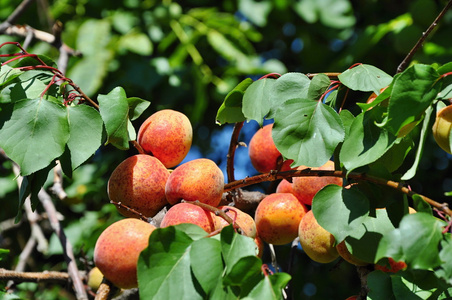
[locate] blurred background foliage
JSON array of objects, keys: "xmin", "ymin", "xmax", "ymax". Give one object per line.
[{"xmin": 1, "ymin": 0, "xmax": 452, "ymax": 299}]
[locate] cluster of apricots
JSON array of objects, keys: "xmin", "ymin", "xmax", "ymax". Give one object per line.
[{"xmin": 91, "ymin": 111, "xmax": 407, "ymax": 291}]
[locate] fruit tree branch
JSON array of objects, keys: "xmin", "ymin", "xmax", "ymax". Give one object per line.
[
  {"xmin": 0, "ymin": 268, "xmax": 70, "ymax": 284},
  {"xmin": 226, "ymin": 121, "xmax": 244, "ymax": 183},
  {"xmin": 223, "ymin": 169, "xmax": 451, "ymax": 217},
  {"xmin": 397, "ymin": 0, "xmax": 452, "ymax": 73}
]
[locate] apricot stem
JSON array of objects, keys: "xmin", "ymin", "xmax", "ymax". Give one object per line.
[
  {"xmin": 109, "ymin": 200, "xmax": 149, "ymax": 222},
  {"xmin": 131, "ymin": 140, "xmax": 146, "ymax": 155}
]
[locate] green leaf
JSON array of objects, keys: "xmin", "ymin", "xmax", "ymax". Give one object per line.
[
  {"xmin": 126, "ymin": 97, "xmax": 151, "ymax": 121},
  {"xmin": 17, "ymin": 163, "xmax": 54, "ymax": 222},
  {"xmin": 138, "ymin": 226, "xmax": 203, "ymax": 300},
  {"xmin": 67, "ymin": 57, "xmax": 111, "ymax": 97},
  {"xmin": 172, "ymin": 223, "xmax": 209, "ymax": 241},
  {"xmin": 66, "ymin": 105, "xmax": 103, "ymax": 170},
  {"xmin": 307, "ymin": 73, "xmax": 331, "ymax": 100},
  {"xmin": 216, "ymin": 78, "xmax": 253, "ymax": 125},
  {"xmin": 0, "ymin": 65, "xmax": 23, "ymax": 89},
  {"xmin": 376, "ymin": 213, "xmax": 446, "ymax": 269},
  {"xmin": 411, "ymin": 194, "xmax": 432, "ymax": 215},
  {"xmin": 238, "ymin": 0, "xmax": 273, "ymax": 27},
  {"xmin": 267, "ymin": 72, "xmax": 310, "ymax": 118},
  {"xmin": 368, "ymin": 271, "xmax": 396, "ymax": 300},
  {"xmin": 207, "ymin": 30, "xmax": 247, "ymax": 62},
  {"xmin": 384, "ymin": 64, "xmax": 441, "ymax": 136},
  {"xmin": 242, "ymin": 273, "xmax": 291, "ymax": 300},
  {"xmin": 272, "ymin": 98, "xmax": 345, "ymax": 167},
  {"xmin": 294, "ymin": 0, "xmax": 355, "ymax": 29},
  {"xmin": 340, "ymin": 107, "xmax": 397, "ymax": 173},
  {"xmin": 0, "ymin": 248, "xmax": 9, "ymax": 261},
  {"xmin": 242, "ymin": 78, "xmax": 275, "ymax": 125},
  {"xmin": 98, "ymin": 87, "xmax": 130, "ymax": 150},
  {"xmin": 401, "ymin": 105, "xmax": 433, "ymax": 180},
  {"xmin": 190, "ymin": 238, "xmax": 223, "ymax": 295},
  {"xmin": 221, "ymin": 225, "xmax": 257, "ymax": 271},
  {"xmin": 118, "ymin": 31, "xmax": 153, "ymax": 56},
  {"xmin": 436, "ymin": 238, "xmax": 452, "ymax": 285},
  {"xmin": 223, "ymin": 256, "xmax": 262, "ymax": 286},
  {"xmin": 345, "ymin": 209, "xmax": 396, "ymax": 263},
  {"xmin": 312, "ymin": 185, "xmax": 370, "ymax": 243},
  {"xmin": 0, "ymin": 98, "xmax": 69, "ymax": 176},
  {"xmin": 338, "ymin": 64, "xmax": 393, "ymax": 94}
]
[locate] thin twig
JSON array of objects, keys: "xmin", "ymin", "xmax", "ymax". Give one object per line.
[
  {"xmin": 226, "ymin": 121, "xmax": 244, "ymax": 183},
  {"xmin": 397, "ymin": 0, "xmax": 452, "ymax": 73},
  {"xmin": 39, "ymin": 188, "xmax": 88, "ymax": 300},
  {"xmin": 0, "ymin": 0, "xmax": 35, "ymax": 32}
]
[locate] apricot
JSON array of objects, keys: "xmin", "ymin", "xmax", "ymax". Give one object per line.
[
  {"xmin": 432, "ymin": 105, "xmax": 452, "ymax": 154},
  {"xmin": 165, "ymin": 158, "xmax": 224, "ymax": 207},
  {"xmin": 248, "ymin": 124, "xmax": 293, "ymax": 173},
  {"xmin": 336, "ymin": 241, "xmax": 369, "ymax": 266},
  {"xmin": 87, "ymin": 267, "xmax": 103, "ymax": 292},
  {"xmin": 255, "ymin": 236, "xmax": 264, "ymax": 258},
  {"xmin": 298, "ymin": 210, "xmax": 338, "ymax": 263},
  {"xmin": 375, "ymin": 257, "xmax": 407, "ymax": 273},
  {"xmin": 108, "ymin": 154, "xmax": 170, "ymax": 218},
  {"xmin": 292, "ymin": 160, "xmax": 342, "ymax": 206},
  {"xmin": 137, "ymin": 109, "xmax": 193, "ymax": 168},
  {"xmin": 216, "ymin": 206, "xmax": 257, "ymax": 238},
  {"xmin": 94, "ymin": 218, "xmax": 156, "ymax": 289},
  {"xmin": 255, "ymin": 193, "xmax": 308, "ymax": 245},
  {"xmin": 160, "ymin": 202, "xmax": 218, "ymax": 233}
]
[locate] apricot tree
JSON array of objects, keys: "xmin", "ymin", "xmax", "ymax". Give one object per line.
[{"xmin": 1, "ymin": 1, "xmax": 452, "ymax": 300}]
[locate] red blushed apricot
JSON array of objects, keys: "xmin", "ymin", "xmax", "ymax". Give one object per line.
[
  {"xmin": 248, "ymin": 124, "xmax": 293, "ymax": 173},
  {"xmin": 292, "ymin": 160, "xmax": 342, "ymax": 206},
  {"xmin": 216, "ymin": 206, "xmax": 257, "ymax": 238},
  {"xmin": 94, "ymin": 219, "xmax": 156, "ymax": 289},
  {"xmin": 108, "ymin": 154, "xmax": 170, "ymax": 218},
  {"xmin": 160, "ymin": 202, "xmax": 218, "ymax": 233},
  {"xmin": 165, "ymin": 158, "xmax": 224, "ymax": 207},
  {"xmin": 255, "ymin": 193, "xmax": 308, "ymax": 245},
  {"xmin": 298, "ymin": 210, "xmax": 338, "ymax": 263},
  {"xmin": 137, "ymin": 109, "xmax": 193, "ymax": 168}
]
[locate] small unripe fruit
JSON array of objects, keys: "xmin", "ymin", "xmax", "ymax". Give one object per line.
[
  {"xmin": 298, "ymin": 210, "xmax": 338, "ymax": 263},
  {"xmin": 248, "ymin": 124, "xmax": 293, "ymax": 173},
  {"xmin": 137, "ymin": 109, "xmax": 193, "ymax": 168},
  {"xmin": 87, "ymin": 267, "xmax": 103, "ymax": 291},
  {"xmin": 108, "ymin": 154, "xmax": 170, "ymax": 218},
  {"xmin": 293, "ymin": 160, "xmax": 342, "ymax": 206},
  {"xmin": 160, "ymin": 202, "xmax": 218, "ymax": 233},
  {"xmin": 432, "ymin": 105, "xmax": 452, "ymax": 154},
  {"xmin": 255, "ymin": 193, "xmax": 308, "ymax": 245},
  {"xmin": 94, "ymin": 219, "xmax": 156, "ymax": 289},
  {"xmin": 165, "ymin": 158, "xmax": 224, "ymax": 207},
  {"xmin": 216, "ymin": 206, "xmax": 257, "ymax": 238}
]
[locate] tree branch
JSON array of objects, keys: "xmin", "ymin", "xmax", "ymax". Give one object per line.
[
  {"xmin": 0, "ymin": 268, "xmax": 70, "ymax": 284},
  {"xmin": 223, "ymin": 169, "xmax": 451, "ymax": 216},
  {"xmin": 397, "ymin": 0, "xmax": 452, "ymax": 73}
]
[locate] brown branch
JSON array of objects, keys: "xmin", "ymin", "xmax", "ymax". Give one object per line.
[
  {"xmin": 224, "ymin": 169, "xmax": 451, "ymax": 217},
  {"xmin": 397, "ymin": 0, "xmax": 452, "ymax": 73},
  {"xmin": 0, "ymin": 268, "xmax": 70, "ymax": 284},
  {"xmin": 306, "ymin": 72, "xmax": 340, "ymax": 79},
  {"xmin": 226, "ymin": 121, "xmax": 244, "ymax": 183},
  {"xmin": 0, "ymin": 0, "xmax": 35, "ymax": 32},
  {"xmin": 95, "ymin": 278, "xmax": 119, "ymax": 300}
]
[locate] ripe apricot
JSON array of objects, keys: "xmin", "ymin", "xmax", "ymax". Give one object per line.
[
  {"xmin": 160, "ymin": 202, "xmax": 218, "ymax": 233},
  {"xmin": 137, "ymin": 109, "xmax": 192, "ymax": 168},
  {"xmin": 298, "ymin": 210, "xmax": 338, "ymax": 263},
  {"xmin": 216, "ymin": 206, "xmax": 257, "ymax": 238},
  {"xmin": 94, "ymin": 218, "xmax": 156, "ymax": 289},
  {"xmin": 255, "ymin": 193, "xmax": 308, "ymax": 245},
  {"xmin": 432, "ymin": 105, "xmax": 452, "ymax": 154},
  {"xmin": 248, "ymin": 124, "xmax": 293, "ymax": 173},
  {"xmin": 108, "ymin": 154, "xmax": 170, "ymax": 218}
]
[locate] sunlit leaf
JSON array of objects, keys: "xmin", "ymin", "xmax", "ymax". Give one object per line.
[
  {"xmin": 216, "ymin": 78, "xmax": 253, "ymax": 125},
  {"xmin": 242, "ymin": 78, "xmax": 275, "ymax": 125},
  {"xmin": 0, "ymin": 98, "xmax": 69, "ymax": 176},
  {"xmin": 338, "ymin": 64, "xmax": 392, "ymax": 94},
  {"xmin": 272, "ymin": 98, "xmax": 344, "ymax": 168}
]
